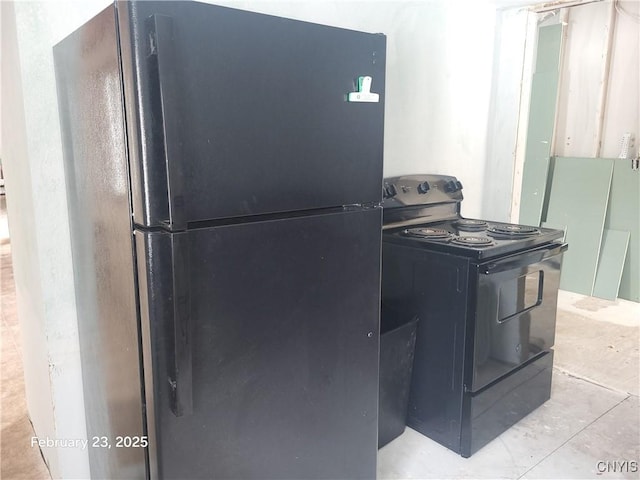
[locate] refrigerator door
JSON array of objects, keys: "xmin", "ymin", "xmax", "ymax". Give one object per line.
[
  {"xmin": 118, "ymin": 1, "xmax": 386, "ymax": 229},
  {"xmin": 135, "ymin": 208, "xmax": 381, "ymax": 479}
]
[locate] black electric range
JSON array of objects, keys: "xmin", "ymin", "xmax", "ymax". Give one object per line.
[{"xmin": 381, "ymin": 174, "xmax": 567, "ymax": 457}]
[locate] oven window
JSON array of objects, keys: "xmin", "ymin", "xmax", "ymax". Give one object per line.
[{"xmin": 497, "ymin": 270, "xmax": 543, "ymax": 322}]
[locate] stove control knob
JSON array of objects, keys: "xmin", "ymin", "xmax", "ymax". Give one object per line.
[
  {"xmin": 444, "ymin": 180, "xmax": 457, "ymax": 193},
  {"xmin": 383, "ymin": 184, "xmax": 398, "ymax": 199},
  {"xmin": 455, "ymin": 181, "xmax": 463, "ymax": 191},
  {"xmin": 417, "ymin": 181, "xmax": 431, "ymax": 194}
]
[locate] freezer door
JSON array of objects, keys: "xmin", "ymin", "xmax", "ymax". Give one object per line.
[
  {"xmin": 118, "ymin": 1, "xmax": 386, "ymax": 229},
  {"xmin": 135, "ymin": 208, "xmax": 381, "ymax": 479}
]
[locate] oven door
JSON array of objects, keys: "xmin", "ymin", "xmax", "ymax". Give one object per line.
[{"xmin": 470, "ymin": 242, "xmax": 567, "ymax": 392}]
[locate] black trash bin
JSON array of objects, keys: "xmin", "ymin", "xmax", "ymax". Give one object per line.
[{"xmin": 378, "ymin": 307, "xmax": 419, "ymax": 448}]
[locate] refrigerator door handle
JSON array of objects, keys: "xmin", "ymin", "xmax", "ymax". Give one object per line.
[
  {"xmin": 149, "ymin": 14, "xmax": 187, "ymax": 231},
  {"xmin": 168, "ymin": 234, "xmax": 193, "ymax": 416}
]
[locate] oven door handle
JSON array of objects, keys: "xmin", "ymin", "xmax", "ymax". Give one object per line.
[{"xmin": 481, "ymin": 242, "xmax": 568, "ymax": 275}]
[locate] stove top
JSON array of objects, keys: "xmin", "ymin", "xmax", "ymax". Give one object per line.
[
  {"xmin": 454, "ymin": 219, "xmax": 488, "ymax": 232},
  {"xmin": 386, "ymin": 218, "xmax": 563, "ymax": 260},
  {"xmin": 450, "ymin": 235, "xmax": 495, "ymax": 247},
  {"xmin": 403, "ymin": 227, "xmax": 453, "ymax": 240}
]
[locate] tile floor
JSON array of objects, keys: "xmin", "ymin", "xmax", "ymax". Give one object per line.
[{"xmin": 1, "ymin": 194, "xmax": 639, "ymax": 479}]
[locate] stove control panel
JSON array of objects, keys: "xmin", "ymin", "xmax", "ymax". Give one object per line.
[{"xmin": 382, "ymin": 174, "xmax": 464, "ymax": 209}]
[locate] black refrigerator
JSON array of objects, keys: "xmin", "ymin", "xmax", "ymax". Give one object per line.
[{"xmin": 54, "ymin": 2, "xmax": 385, "ymax": 479}]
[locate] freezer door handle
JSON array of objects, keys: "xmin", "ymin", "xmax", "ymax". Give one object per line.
[
  {"xmin": 149, "ymin": 14, "xmax": 187, "ymax": 231},
  {"xmin": 168, "ymin": 234, "xmax": 193, "ymax": 416}
]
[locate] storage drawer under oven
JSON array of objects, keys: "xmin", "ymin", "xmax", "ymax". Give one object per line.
[
  {"xmin": 461, "ymin": 349, "xmax": 554, "ymax": 457},
  {"xmin": 469, "ymin": 243, "xmax": 566, "ymax": 392}
]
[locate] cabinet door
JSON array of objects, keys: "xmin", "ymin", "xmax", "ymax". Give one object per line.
[
  {"xmin": 119, "ymin": 2, "xmax": 385, "ymax": 228},
  {"xmin": 135, "ymin": 208, "xmax": 381, "ymax": 479}
]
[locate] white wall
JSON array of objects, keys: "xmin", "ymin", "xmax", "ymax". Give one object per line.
[
  {"xmin": 2, "ymin": 1, "xmax": 503, "ymax": 476},
  {"xmin": 601, "ymin": 0, "xmax": 639, "ymax": 158},
  {"xmin": 1, "ymin": 3, "xmax": 57, "ymax": 475},
  {"xmin": 554, "ymin": 0, "xmax": 638, "ymax": 158},
  {"xmin": 1, "ymin": 1, "xmax": 110, "ymax": 478},
  {"xmin": 483, "ymin": 6, "xmax": 532, "ymax": 222}
]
